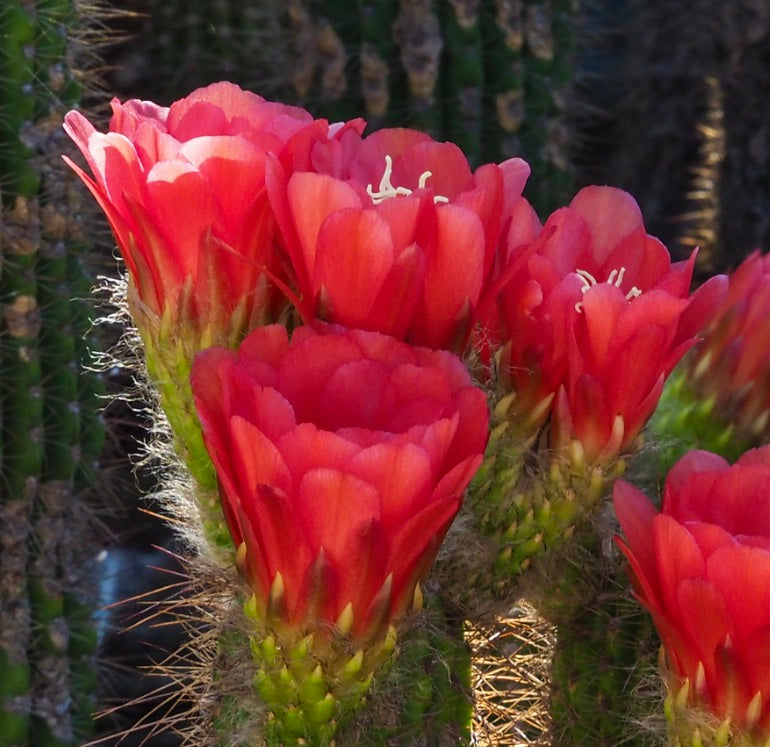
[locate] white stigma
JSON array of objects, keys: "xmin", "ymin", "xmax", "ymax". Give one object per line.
[
  {"xmin": 574, "ymin": 267, "xmax": 642, "ymax": 312},
  {"xmin": 367, "ymin": 154, "xmax": 449, "ymax": 205}
]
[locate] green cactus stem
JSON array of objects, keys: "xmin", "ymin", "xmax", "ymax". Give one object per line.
[
  {"xmin": 545, "ymin": 518, "xmax": 663, "ymax": 746},
  {"xmin": 1, "ymin": 1, "xmax": 110, "ymax": 744}
]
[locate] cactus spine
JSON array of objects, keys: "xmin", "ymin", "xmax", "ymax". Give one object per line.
[{"xmin": 1, "ymin": 2, "xmax": 107, "ymax": 744}]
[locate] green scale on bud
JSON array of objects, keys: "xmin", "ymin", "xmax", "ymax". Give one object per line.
[
  {"xmin": 665, "ymin": 671, "xmax": 770, "ymax": 747},
  {"xmin": 244, "ymin": 588, "xmax": 398, "ymax": 745},
  {"xmin": 444, "ymin": 390, "xmax": 625, "ymax": 617},
  {"xmin": 647, "ymin": 364, "xmax": 750, "ymax": 475}
]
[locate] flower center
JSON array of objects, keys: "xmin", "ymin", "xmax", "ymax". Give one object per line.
[
  {"xmin": 574, "ymin": 267, "xmax": 642, "ymax": 312},
  {"xmin": 366, "ymin": 154, "xmax": 449, "ymax": 205}
]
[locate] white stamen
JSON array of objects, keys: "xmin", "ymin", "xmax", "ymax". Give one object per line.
[
  {"xmin": 574, "ymin": 266, "xmax": 642, "ymax": 312},
  {"xmin": 366, "ymin": 154, "xmax": 449, "ymax": 205}
]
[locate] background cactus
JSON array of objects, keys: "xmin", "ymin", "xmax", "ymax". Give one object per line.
[
  {"xmin": 1, "ymin": 2, "xmax": 109, "ymax": 745},
  {"xmin": 106, "ymin": 0, "xmax": 579, "ymax": 217},
  {"xmin": 570, "ymin": 0, "xmax": 770, "ymax": 274}
]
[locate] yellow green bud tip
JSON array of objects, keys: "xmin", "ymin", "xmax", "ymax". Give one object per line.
[
  {"xmin": 490, "ymin": 421, "xmax": 509, "ymax": 440},
  {"xmin": 244, "ymin": 592, "xmax": 258, "ymax": 621},
  {"xmin": 383, "ymin": 625, "xmax": 397, "ymax": 655},
  {"xmin": 675, "ymin": 677, "xmax": 691, "ymax": 710},
  {"xmin": 261, "ymin": 634, "xmax": 277, "ymax": 661},
  {"xmin": 695, "ymin": 660, "xmax": 707, "ymax": 698},
  {"xmin": 310, "ymin": 693, "xmax": 336, "ymax": 726},
  {"xmin": 526, "ymin": 392, "xmax": 555, "ymax": 431},
  {"xmin": 236, "ymin": 541, "xmax": 248, "ymax": 568},
  {"xmin": 342, "ymin": 650, "xmax": 364, "ymax": 678},
  {"xmin": 714, "ymin": 717, "xmax": 731, "ymax": 746},
  {"xmin": 754, "ymin": 409, "xmax": 770, "ymax": 436},
  {"xmin": 692, "ymin": 351, "xmax": 713, "ymax": 380},
  {"xmin": 278, "ymin": 665, "xmax": 295, "ymax": 693},
  {"xmin": 493, "ymin": 392, "xmax": 516, "ymax": 418},
  {"xmin": 335, "ymin": 602, "xmax": 354, "ymax": 636},
  {"xmin": 746, "ymin": 690, "xmax": 763, "ymax": 728},
  {"xmin": 292, "ymin": 634, "xmax": 314, "ymax": 661},
  {"xmin": 412, "ymin": 582, "xmax": 423, "ymax": 612},
  {"xmin": 268, "ymin": 571, "xmax": 286, "ymax": 618},
  {"xmin": 664, "ymin": 692, "xmax": 675, "ymax": 723},
  {"xmin": 567, "ymin": 438, "xmax": 586, "ymax": 471},
  {"xmin": 692, "ymin": 727, "xmax": 704, "ymax": 747}
]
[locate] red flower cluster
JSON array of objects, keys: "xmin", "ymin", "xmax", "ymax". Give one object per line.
[
  {"xmin": 65, "ymin": 81, "xmax": 726, "ymax": 642},
  {"xmin": 492, "ymin": 186, "xmax": 726, "ymax": 463},
  {"xmin": 191, "ymin": 323, "xmax": 488, "ymax": 638},
  {"xmin": 614, "ymin": 448, "xmax": 770, "ymax": 738},
  {"xmin": 64, "ymin": 81, "xmax": 363, "ymax": 327}
]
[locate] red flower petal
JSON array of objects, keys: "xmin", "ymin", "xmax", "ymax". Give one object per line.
[
  {"xmin": 314, "ymin": 208, "xmax": 395, "ymax": 326},
  {"xmin": 569, "ymin": 186, "xmax": 645, "ymax": 265},
  {"xmin": 348, "ymin": 442, "xmax": 433, "ymax": 529}
]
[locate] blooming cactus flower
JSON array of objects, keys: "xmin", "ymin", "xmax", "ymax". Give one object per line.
[
  {"xmin": 63, "ymin": 81, "xmax": 363, "ymax": 328},
  {"xmin": 689, "ymin": 250, "xmax": 770, "ymax": 442},
  {"xmin": 496, "ymin": 185, "xmax": 726, "ymax": 462},
  {"xmin": 614, "ymin": 447, "xmax": 770, "ymax": 741},
  {"xmin": 63, "ymin": 82, "xmax": 366, "ymax": 489},
  {"xmin": 191, "ymin": 323, "xmax": 488, "ymax": 639},
  {"xmin": 267, "ymin": 125, "xmax": 531, "ymax": 352}
]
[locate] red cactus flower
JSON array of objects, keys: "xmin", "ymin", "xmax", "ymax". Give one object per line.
[
  {"xmin": 614, "ymin": 447, "xmax": 770, "ymax": 739},
  {"xmin": 495, "ymin": 186, "xmax": 726, "ymax": 460},
  {"xmin": 266, "ymin": 126, "xmax": 531, "ymax": 352},
  {"xmin": 191, "ymin": 323, "xmax": 489, "ymax": 639},
  {"xmin": 689, "ymin": 250, "xmax": 770, "ymax": 441},
  {"xmin": 63, "ymin": 81, "xmax": 363, "ymax": 329}
]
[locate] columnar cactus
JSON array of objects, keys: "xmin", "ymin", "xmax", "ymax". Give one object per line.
[
  {"xmin": 0, "ymin": 2, "xmax": 107, "ymax": 745},
  {"xmin": 106, "ymin": 0, "xmax": 579, "ymax": 217}
]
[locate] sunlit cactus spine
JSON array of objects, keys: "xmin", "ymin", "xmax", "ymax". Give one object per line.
[{"xmin": 1, "ymin": 2, "xmax": 108, "ymax": 744}]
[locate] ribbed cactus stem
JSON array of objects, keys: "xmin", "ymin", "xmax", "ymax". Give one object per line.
[
  {"xmin": 0, "ymin": 498, "xmax": 33, "ymax": 746},
  {"xmin": 2, "ymin": 2, "xmax": 111, "ymax": 745},
  {"xmin": 338, "ymin": 593, "xmax": 473, "ymax": 745},
  {"xmin": 0, "ymin": 4, "xmax": 39, "ymax": 195},
  {"xmin": 442, "ymin": 0, "xmax": 484, "ymax": 164},
  {"xmin": 479, "ymin": 0, "xmax": 526, "ymax": 164},
  {"xmin": 38, "ymin": 229, "xmax": 80, "ymax": 484},
  {"xmin": 65, "ymin": 248, "xmax": 105, "ymax": 490},
  {"xmin": 393, "ymin": 0, "xmax": 444, "ymax": 137},
  {"xmin": 517, "ymin": 0, "xmax": 577, "ymax": 214},
  {"xmin": 0, "ymin": 200, "xmax": 43, "ymax": 746},
  {"xmin": 547, "ymin": 522, "xmax": 662, "ymax": 745},
  {"xmin": 357, "ymin": 1, "xmax": 400, "ymax": 127}
]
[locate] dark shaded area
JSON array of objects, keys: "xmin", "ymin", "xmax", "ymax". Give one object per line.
[{"xmin": 569, "ymin": 0, "xmax": 770, "ymax": 272}]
